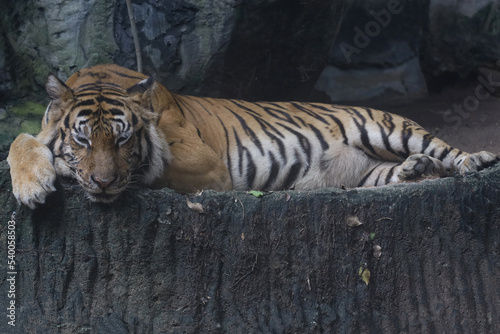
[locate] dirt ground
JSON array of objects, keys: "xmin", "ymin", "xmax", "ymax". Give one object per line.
[{"xmin": 368, "ymin": 82, "xmax": 500, "ymax": 156}]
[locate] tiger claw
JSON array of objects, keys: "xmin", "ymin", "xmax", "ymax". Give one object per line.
[
  {"xmin": 7, "ymin": 133, "xmax": 58, "ymax": 209},
  {"xmin": 458, "ymin": 151, "xmax": 499, "ymax": 175}
]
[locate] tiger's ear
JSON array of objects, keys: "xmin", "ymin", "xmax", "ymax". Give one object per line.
[
  {"xmin": 126, "ymin": 75, "xmax": 174, "ymax": 119},
  {"xmin": 126, "ymin": 75, "xmax": 157, "ymax": 98},
  {"xmin": 46, "ymin": 74, "xmax": 74, "ymax": 102}
]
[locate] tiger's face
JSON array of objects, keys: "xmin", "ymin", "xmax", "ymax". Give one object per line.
[{"xmin": 44, "ymin": 74, "xmax": 169, "ymax": 203}]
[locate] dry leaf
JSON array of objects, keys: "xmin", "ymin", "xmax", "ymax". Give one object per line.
[
  {"xmin": 347, "ymin": 216, "xmax": 363, "ymax": 227},
  {"xmin": 241, "ymin": 233, "xmax": 245, "ymax": 240},
  {"xmin": 186, "ymin": 199, "xmax": 204, "ymax": 213},
  {"xmin": 373, "ymin": 245, "xmax": 382, "ymax": 258},
  {"xmin": 358, "ymin": 267, "xmax": 371, "ymax": 285}
]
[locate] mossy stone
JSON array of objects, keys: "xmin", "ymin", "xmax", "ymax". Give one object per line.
[{"xmin": 11, "ymin": 101, "xmax": 46, "ymax": 119}]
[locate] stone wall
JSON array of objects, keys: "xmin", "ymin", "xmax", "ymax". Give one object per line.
[
  {"xmin": 0, "ymin": 0, "xmax": 350, "ymax": 102},
  {"xmin": 2, "ymin": 0, "xmax": 499, "ymax": 105},
  {"xmin": 315, "ymin": 0, "xmax": 500, "ymax": 103}
]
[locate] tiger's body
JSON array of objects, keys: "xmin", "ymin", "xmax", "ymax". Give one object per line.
[{"xmin": 7, "ymin": 64, "xmax": 498, "ymax": 208}]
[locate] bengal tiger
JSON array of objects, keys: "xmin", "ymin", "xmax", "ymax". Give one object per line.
[{"xmin": 7, "ymin": 64, "xmax": 499, "ymax": 208}]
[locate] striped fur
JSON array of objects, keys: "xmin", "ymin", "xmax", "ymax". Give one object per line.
[{"xmin": 7, "ymin": 64, "xmax": 499, "ymax": 207}]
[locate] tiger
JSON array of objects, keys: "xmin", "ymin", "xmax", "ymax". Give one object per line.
[{"xmin": 7, "ymin": 64, "xmax": 499, "ymax": 209}]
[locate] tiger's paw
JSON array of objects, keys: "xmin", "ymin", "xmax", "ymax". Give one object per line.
[
  {"xmin": 457, "ymin": 151, "xmax": 499, "ymax": 175},
  {"xmin": 7, "ymin": 134, "xmax": 57, "ymax": 209},
  {"xmin": 398, "ymin": 154, "xmax": 448, "ymax": 181}
]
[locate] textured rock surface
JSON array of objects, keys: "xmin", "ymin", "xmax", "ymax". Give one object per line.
[
  {"xmin": 113, "ymin": 0, "xmax": 236, "ymax": 94},
  {"xmin": 1, "ymin": 0, "xmax": 116, "ymax": 96},
  {"xmin": 314, "ymin": 0, "xmax": 429, "ymax": 102},
  {"xmin": 424, "ymin": 0, "xmax": 500, "ymax": 79},
  {"xmin": 197, "ymin": 0, "xmax": 350, "ymax": 101},
  {"xmin": 2, "ymin": 0, "xmax": 499, "ymax": 104},
  {"xmin": 1, "ymin": 160, "xmax": 499, "ymax": 333},
  {"xmin": 0, "ymin": 0, "xmax": 350, "ymax": 102},
  {"xmin": 315, "ymin": 57, "xmax": 427, "ymax": 102},
  {"xmin": 315, "ymin": 0, "xmax": 500, "ymax": 102}
]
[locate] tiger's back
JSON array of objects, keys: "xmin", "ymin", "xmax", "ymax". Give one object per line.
[
  {"xmin": 173, "ymin": 94, "xmax": 497, "ymax": 191},
  {"xmin": 7, "ymin": 64, "xmax": 499, "ymax": 208}
]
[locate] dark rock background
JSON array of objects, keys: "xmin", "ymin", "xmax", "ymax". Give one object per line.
[{"xmin": 1, "ymin": 0, "xmax": 500, "ymax": 104}]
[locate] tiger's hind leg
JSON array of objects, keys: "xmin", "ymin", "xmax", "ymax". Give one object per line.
[
  {"xmin": 398, "ymin": 154, "xmax": 449, "ymax": 181},
  {"xmin": 447, "ymin": 150, "xmax": 499, "ymax": 175},
  {"xmin": 357, "ymin": 149, "xmax": 499, "ymax": 187},
  {"xmin": 346, "ymin": 108, "xmax": 498, "ymax": 187},
  {"xmin": 358, "ymin": 154, "xmax": 449, "ymax": 187}
]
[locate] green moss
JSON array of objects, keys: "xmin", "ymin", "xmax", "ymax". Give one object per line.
[
  {"xmin": 20, "ymin": 120, "xmax": 41, "ymax": 135},
  {"xmin": 11, "ymin": 101, "xmax": 46, "ymax": 119}
]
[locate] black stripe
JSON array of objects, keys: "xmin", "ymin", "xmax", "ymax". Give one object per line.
[
  {"xmin": 216, "ymin": 115, "xmax": 232, "ymax": 178},
  {"xmin": 196, "ymin": 127, "xmax": 204, "ymax": 142},
  {"xmin": 135, "ymin": 128, "xmax": 143, "ymax": 160},
  {"xmin": 295, "ymin": 116, "xmax": 308, "ymax": 127},
  {"xmin": 401, "ymin": 121, "xmax": 413, "ymax": 158},
  {"xmin": 174, "ymin": 96, "xmax": 195, "ymax": 120},
  {"xmin": 278, "ymin": 123, "xmax": 312, "ymax": 170},
  {"xmin": 228, "ymin": 100, "xmax": 287, "ymax": 140},
  {"xmin": 281, "ymin": 152, "xmax": 302, "ymax": 190},
  {"xmin": 132, "ymin": 113, "xmax": 138, "ymax": 126},
  {"xmin": 365, "ymin": 108, "xmax": 375, "ymax": 120},
  {"xmin": 112, "ymin": 118, "xmax": 126, "ymax": 130},
  {"xmin": 77, "ymin": 119, "xmax": 89, "ymax": 127},
  {"xmin": 76, "ymin": 90, "xmax": 125, "ymax": 97},
  {"xmin": 422, "ymin": 134, "xmax": 434, "ymax": 153},
  {"xmin": 255, "ymin": 102, "xmax": 299, "ymax": 127},
  {"xmin": 190, "ymin": 98, "xmax": 215, "ymax": 117},
  {"xmin": 77, "ymin": 109, "xmax": 93, "ymax": 117},
  {"xmin": 109, "ymin": 108, "xmax": 125, "ymax": 116},
  {"xmin": 75, "ymin": 82, "xmax": 124, "ymax": 92},
  {"xmin": 263, "ymin": 152, "xmax": 281, "ymax": 190},
  {"xmin": 353, "ymin": 117, "xmax": 378, "ymax": 157},
  {"xmin": 225, "ymin": 107, "xmax": 265, "ymax": 156},
  {"xmin": 142, "ymin": 131, "xmax": 153, "ymax": 173},
  {"xmin": 64, "ymin": 113, "xmax": 71, "ymax": 128},
  {"xmin": 233, "ymin": 128, "xmax": 245, "ymax": 175},
  {"xmin": 384, "ymin": 165, "xmax": 397, "ymax": 184},
  {"xmin": 96, "ymin": 96, "xmax": 125, "ymax": 106},
  {"xmin": 244, "ymin": 150, "xmax": 257, "ymax": 189},
  {"xmin": 232, "ymin": 127, "xmax": 256, "ymax": 188},
  {"xmin": 228, "ymin": 100, "xmax": 262, "ymax": 118},
  {"xmin": 292, "ymin": 102, "xmax": 330, "ymax": 125},
  {"xmin": 324, "ymin": 113, "xmax": 349, "ymax": 145},
  {"xmin": 74, "ymin": 99, "xmax": 95, "ymax": 108},
  {"xmin": 377, "ymin": 123, "xmax": 398, "ymax": 157},
  {"xmin": 309, "ymin": 124, "xmax": 329, "ymax": 151},
  {"xmin": 357, "ymin": 163, "xmax": 381, "ymax": 187}
]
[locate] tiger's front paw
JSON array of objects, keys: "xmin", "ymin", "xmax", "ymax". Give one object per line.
[
  {"xmin": 7, "ymin": 134, "xmax": 57, "ymax": 209},
  {"xmin": 458, "ymin": 151, "xmax": 499, "ymax": 174}
]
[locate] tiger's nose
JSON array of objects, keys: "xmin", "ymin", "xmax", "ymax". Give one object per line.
[{"xmin": 91, "ymin": 175, "xmax": 116, "ymax": 189}]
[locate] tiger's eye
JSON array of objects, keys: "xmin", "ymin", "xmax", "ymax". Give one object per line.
[
  {"xmin": 74, "ymin": 134, "xmax": 91, "ymax": 148},
  {"xmin": 116, "ymin": 133, "xmax": 131, "ymax": 146}
]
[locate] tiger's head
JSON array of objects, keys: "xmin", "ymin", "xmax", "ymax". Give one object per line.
[{"xmin": 42, "ymin": 71, "xmax": 172, "ymax": 203}]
